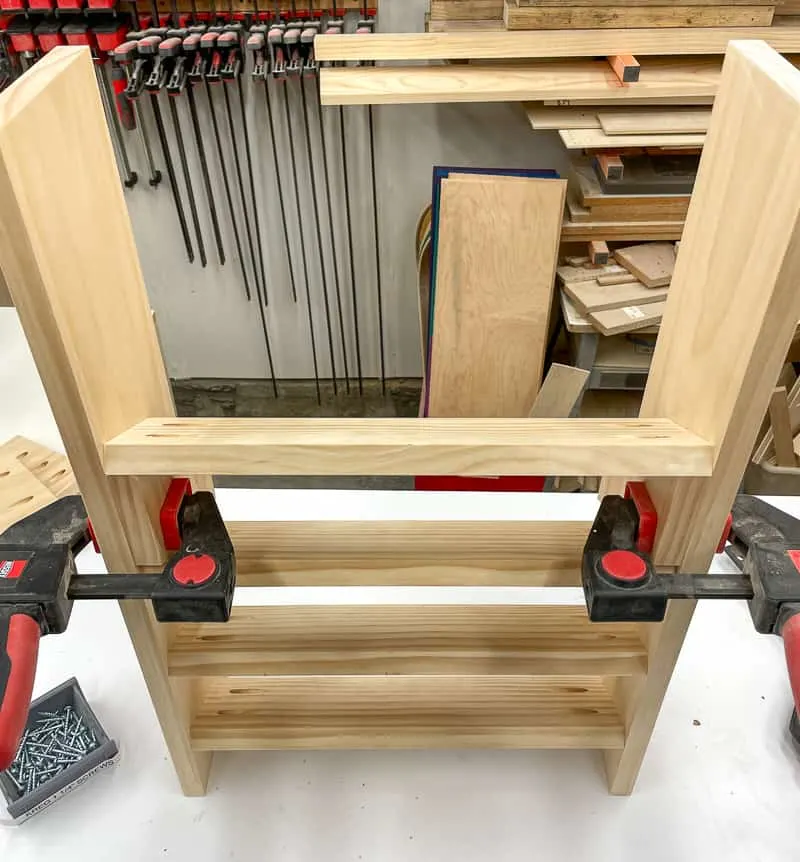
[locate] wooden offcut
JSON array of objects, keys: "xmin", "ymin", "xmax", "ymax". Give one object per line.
[
  {"xmin": 768, "ymin": 386, "xmax": 797, "ymax": 465},
  {"xmin": 596, "ymin": 153, "xmax": 625, "ymax": 180},
  {"xmin": 427, "ymin": 174, "xmax": 565, "ymax": 417},
  {"xmin": 599, "ymin": 108, "xmax": 712, "ymax": 135},
  {"xmin": 528, "ymin": 363, "xmax": 590, "ymax": 417},
  {"xmin": 615, "ymin": 242, "xmax": 676, "ymax": 287},
  {"xmin": 608, "ymin": 54, "xmax": 641, "ymax": 83},
  {"xmin": 588, "ymin": 300, "xmax": 667, "ymax": 334},
  {"xmin": 589, "ymin": 240, "xmax": 610, "ymax": 264},
  {"xmin": 563, "ymin": 278, "xmax": 668, "ymax": 314}
]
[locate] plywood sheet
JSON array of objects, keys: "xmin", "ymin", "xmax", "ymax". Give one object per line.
[
  {"xmin": 428, "ymin": 174, "xmax": 566, "ymax": 417},
  {"xmin": 560, "ymin": 128, "xmax": 706, "ymax": 150},
  {"xmin": 0, "ymin": 449, "xmax": 57, "ymax": 535},
  {"xmin": 4, "ymin": 436, "xmax": 78, "ymax": 497}
]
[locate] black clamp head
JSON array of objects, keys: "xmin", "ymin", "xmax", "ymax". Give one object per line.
[{"xmin": 582, "ymin": 495, "xmax": 665, "ymax": 622}]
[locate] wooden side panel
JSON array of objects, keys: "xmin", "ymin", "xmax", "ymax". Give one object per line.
[
  {"xmin": 0, "ymin": 48, "xmax": 211, "ymax": 795},
  {"xmin": 428, "ymin": 175, "xmax": 565, "ymax": 417},
  {"xmin": 605, "ymin": 41, "xmax": 800, "ymax": 794}
]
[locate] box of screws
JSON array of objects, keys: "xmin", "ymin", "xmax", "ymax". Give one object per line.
[{"xmin": 0, "ymin": 677, "xmax": 119, "ymax": 822}]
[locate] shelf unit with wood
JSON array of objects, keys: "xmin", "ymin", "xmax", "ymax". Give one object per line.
[{"xmin": 3, "ymin": 42, "xmax": 800, "ymax": 797}]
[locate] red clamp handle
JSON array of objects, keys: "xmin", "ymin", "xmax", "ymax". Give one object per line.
[
  {"xmin": 0, "ymin": 613, "xmax": 40, "ymax": 771},
  {"xmin": 782, "ymin": 613, "xmax": 800, "ymax": 721}
]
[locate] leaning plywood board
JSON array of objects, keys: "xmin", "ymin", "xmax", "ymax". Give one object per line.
[
  {"xmin": 504, "ymin": 1, "xmax": 774, "ymax": 28},
  {"xmin": 428, "ymin": 174, "xmax": 566, "ymax": 417},
  {"xmin": 588, "ymin": 301, "xmax": 666, "ymax": 335},
  {"xmin": 563, "ymin": 278, "xmax": 668, "ymax": 314},
  {"xmin": 528, "ymin": 363, "xmax": 590, "ymax": 417},
  {"xmin": 560, "ymin": 128, "xmax": 706, "ymax": 149},
  {"xmin": 599, "ymin": 108, "xmax": 711, "ymax": 135},
  {"xmin": 615, "ymin": 243, "xmax": 676, "ymax": 287}
]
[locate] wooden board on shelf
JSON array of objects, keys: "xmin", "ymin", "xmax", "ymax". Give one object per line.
[
  {"xmin": 324, "ymin": 23, "xmax": 800, "ymax": 60},
  {"xmin": 598, "ymin": 108, "xmax": 711, "ymax": 135},
  {"xmin": 615, "ymin": 242, "xmax": 677, "ymax": 287},
  {"xmin": 566, "ymin": 191, "xmax": 690, "ymax": 223},
  {"xmin": 588, "ymin": 300, "xmax": 667, "ymax": 335},
  {"xmin": 320, "ymin": 56, "xmax": 731, "ymax": 106},
  {"xmin": 428, "ymin": 174, "xmax": 566, "ymax": 417},
  {"xmin": 563, "ymin": 278, "xmax": 669, "ymax": 314},
  {"xmin": 573, "ymin": 160, "xmax": 693, "ymax": 207},
  {"xmin": 526, "ymin": 105, "xmax": 602, "ymax": 129},
  {"xmin": 562, "ymin": 218, "xmax": 685, "ymax": 241},
  {"xmin": 429, "ymin": 0, "xmax": 504, "ymax": 20},
  {"xmin": 504, "ymin": 0, "xmax": 774, "ymax": 28},
  {"xmin": 560, "ymin": 128, "xmax": 706, "ymax": 149},
  {"xmin": 528, "ymin": 363, "xmax": 590, "ymax": 417}
]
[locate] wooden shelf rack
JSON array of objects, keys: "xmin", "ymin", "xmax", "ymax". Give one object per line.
[{"xmin": 2, "ymin": 42, "xmax": 800, "ymax": 797}]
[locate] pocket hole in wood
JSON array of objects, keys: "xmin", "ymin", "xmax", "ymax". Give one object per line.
[
  {"xmin": 14, "ymin": 496, "xmax": 34, "ymax": 506},
  {"xmin": 0, "ymin": 471, "xmax": 9, "ymax": 478}
]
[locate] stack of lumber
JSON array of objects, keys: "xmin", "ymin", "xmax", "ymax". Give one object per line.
[
  {"xmin": 0, "ymin": 436, "xmax": 78, "ymax": 534},
  {"xmin": 557, "ymin": 241, "xmax": 676, "ymax": 334},
  {"xmin": 752, "ymin": 368, "xmax": 800, "ymax": 470},
  {"xmin": 562, "ymin": 155, "xmax": 693, "ymax": 239},
  {"xmin": 528, "ymin": 104, "xmax": 709, "ymax": 149}
]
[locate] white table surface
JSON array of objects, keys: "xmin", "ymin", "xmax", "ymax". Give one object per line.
[{"xmin": 2, "ymin": 307, "xmax": 800, "ymax": 861}]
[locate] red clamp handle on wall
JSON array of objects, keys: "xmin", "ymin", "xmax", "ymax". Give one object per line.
[
  {"xmin": 0, "ymin": 612, "xmax": 40, "ymax": 771},
  {"xmin": 782, "ymin": 612, "xmax": 800, "ymax": 725}
]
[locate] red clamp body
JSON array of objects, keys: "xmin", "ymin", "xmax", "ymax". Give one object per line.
[{"xmin": 161, "ymin": 478, "xmax": 193, "ymax": 551}]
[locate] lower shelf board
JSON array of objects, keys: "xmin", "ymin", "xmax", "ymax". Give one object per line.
[
  {"xmin": 190, "ymin": 676, "xmax": 625, "ymax": 751},
  {"xmin": 169, "ymin": 605, "xmax": 648, "ymax": 677}
]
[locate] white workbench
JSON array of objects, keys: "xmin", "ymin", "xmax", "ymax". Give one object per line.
[{"xmin": 1, "ymin": 306, "xmax": 800, "ymax": 861}]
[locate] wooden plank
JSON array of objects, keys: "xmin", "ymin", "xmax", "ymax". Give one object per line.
[
  {"xmin": 566, "ymin": 191, "xmax": 690, "ymax": 223},
  {"xmin": 560, "ymin": 128, "xmax": 706, "ymax": 149},
  {"xmin": 191, "ymin": 676, "xmax": 625, "ymax": 751},
  {"xmin": 562, "ymin": 218, "xmax": 685, "ymax": 241},
  {"xmin": 103, "ymin": 417, "xmax": 714, "ymax": 478},
  {"xmin": 526, "ymin": 104, "xmax": 601, "ymax": 129},
  {"xmin": 528, "ymin": 363, "xmax": 590, "ymax": 417},
  {"xmin": 615, "ymin": 242, "xmax": 676, "ymax": 287},
  {"xmin": 504, "ymin": 1, "xmax": 774, "ymax": 28},
  {"xmin": 169, "ymin": 605, "xmax": 647, "ymax": 677},
  {"xmin": 0, "ymin": 452, "xmax": 57, "ymax": 534},
  {"xmin": 563, "ymin": 278, "xmax": 668, "ymax": 314},
  {"xmin": 319, "ymin": 56, "xmax": 729, "ymax": 106},
  {"xmin": 429, "ymin": 0, "xmax": 503, "ymax": 20},
  {"xmin": 227, "ymin": 519, "xmax": 590, "ymax": 587},
  {"xmin": 599, "ymin": 108, "xmax": 711, "ymax": 134},
  {"xmin": 605, "ymin": 41, "xmax": 800, "ymax": 795},
  {"xmin": 316, "ymin": 26, "xmax": 800, "ymax": 62},
  {"xmin": 516, "ymin": 0, "xmax": 773, "ymax": 6},
  {"xmin": 597, "ymin": 272, "xmax": 639, "ymax": 285},
  {"xmin": 769, "ymin": 386, "xmax": 797, "ymax": 465},
  {"xmin": 0, "ymin": 48, "xmax": 211, "ymax": 795},
  {"xmin": 588, "ymin": 300, "xmax": 667, "ymax": 334},
  {"xmin": 428, "ymin": 175, "xmax": 565, "ymax": 417}
]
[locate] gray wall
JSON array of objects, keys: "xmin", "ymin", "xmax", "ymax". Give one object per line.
[{"xmin": 122, "ymin": 0, "xmax": 568, "ymax": 380}]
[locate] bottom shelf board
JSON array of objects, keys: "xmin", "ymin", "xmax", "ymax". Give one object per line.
[{"xmin": 191, "ymin": 676, "xmax": 625, "ymax": 751}]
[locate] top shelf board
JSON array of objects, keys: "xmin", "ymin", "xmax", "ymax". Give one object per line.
[{"xmin": 315, "ymin": 22, "xmax": 800, "ymax": 61}]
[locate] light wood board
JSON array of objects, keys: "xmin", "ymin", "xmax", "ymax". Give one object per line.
[
  {"xmin": 615, "ymin": 243, "xmax": 676, "ymax": 287},
  {"xmin": 505, "ymin": 1, "xmax": 774, "ymax": 28},
  {"xmin": 563, "ymin": 278, "xmax": 668, "ymax": 314},
  {"xmin": 599, "ymin": 108, "xmax": 711, "ymax": 135},
  {"xmin": 192, "ymin": 676, "xmax": 625, "ymax": 751},
  {"xmin": 573, "ymin": 161, "xmax": 692, "ymax": 208},
  {"xmin": 588, "ymin": 300, "xmax": 667, "ymax": 334},
  {"xmin": 560, "ymin": 128, "xmax": 706, "ymax": 149},
  {"xmin": 317, "ymin": 26, "xmax": 800, "ymax": 61},
  {"xmin": 320, "ymin": 56, "xmax": 731, "ymax": 106},
  {"xmin": 169, "ymin": 605, "xmax": 646, "ymax": 677},
  {"xmin": 606, "ymin": 40, "xmax": 800, "ymax": 794},
  {"xmin": 0, "ymin": 48, "xmax": 211, "ymax": 795},
  {"xmin": 103, "ymin": 417, "xmax": 714, "ymax": 478},
  {"xmin": 526, "ymin": 105, "xmax": 601, "ymax": 129},
  {"xmin": 0, "ymin": 450, "xmax": 57, "ymax": 534},
  {"xmin": 428, "ymin": 174, "xmax": 565, "ymax": 417},
  {"xmin": 562, "ymin": 219, "xmax": 685, "ymax": 241},
  {"xmin": 429, "ymin": 0, "xmax": 504, "ymax": 20},
  {"xmin": 528, "ymin": 363, "xmax": 590, "ymax": 417}
]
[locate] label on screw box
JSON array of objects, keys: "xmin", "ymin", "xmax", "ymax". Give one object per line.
[{"xmin": 0, "ymin": 560, "xmax": 27, "ymax": 580}]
